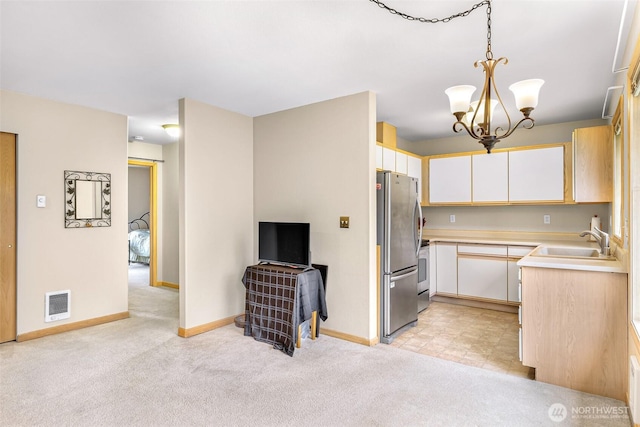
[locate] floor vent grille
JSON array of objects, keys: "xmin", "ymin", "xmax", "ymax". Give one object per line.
[{"xmin": 45, "ymin": 290, "xmax": 70, "ymax": 322}]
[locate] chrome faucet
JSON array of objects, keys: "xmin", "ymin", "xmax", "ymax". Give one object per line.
[{"xmin": 579, "ymin": 227, "xmax": 610, "ymax": 256}]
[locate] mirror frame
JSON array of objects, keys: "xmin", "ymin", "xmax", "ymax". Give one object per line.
[{"xmin": 64, "ymin": 170, "xmax": 111, "ymax": 228}]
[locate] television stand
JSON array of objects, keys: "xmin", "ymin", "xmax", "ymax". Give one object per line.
[{"xmin": 242, "ymin": 264, "xmax": 327, "ymax": 356}]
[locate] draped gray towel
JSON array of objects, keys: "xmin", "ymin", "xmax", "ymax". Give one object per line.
[{"xmin": 242, "ymin": 264, "xmax": 327, "ymax": 356}]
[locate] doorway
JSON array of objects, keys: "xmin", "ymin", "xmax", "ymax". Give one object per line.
[
  {"xmin": 0, "ymin": 132, "xmax": 17, "ymax": 343},
  {"xmin": 128, "ymin": 160, "xmax": 158, "ymax": 287}
]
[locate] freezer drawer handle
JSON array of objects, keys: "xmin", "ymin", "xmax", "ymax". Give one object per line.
[{"xmin": 390, "ymin": 269, "xmax": 418, "ymax": 282}]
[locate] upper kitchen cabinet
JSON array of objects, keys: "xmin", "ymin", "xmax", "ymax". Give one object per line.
[
  {"xmin": 429, "ymin": 155, "xmax": 472, "ymax": 204},
  {"xmin": 395, "ymin": 151, "xmax": 408, "ymax": 175},
  {"xmin": 572, "ymin": 125, "xmax": 613, "ymax": 203},
  {"xmin": 509, "ymin": 146, "xmax": 565, "ymax": 203},
  {"xmin": 472, "ymin": 152, "xmax": 509, "ymax": 203},
  {"xmin": 375, "ymin": 121, "xmax": 422, "ymax": 202},
  {"xmin": 382, "ymin": 146, "xmax": 396, "ymax": 171}
]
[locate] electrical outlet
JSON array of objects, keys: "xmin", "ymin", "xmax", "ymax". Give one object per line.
[
  {"xmin": 340, "ymin": 216, "xmax": 349, "ymax": 228},
  {"xmin": 449, "ymin": 214, "xmax": 456, "ymax": 223},
  {"xmin": 36, "ymin": 195, "xmax": 46, "ymax": 208},
  {"xmin": 543, "ymin": 214, "xmax": 551, "ymax": 224}
]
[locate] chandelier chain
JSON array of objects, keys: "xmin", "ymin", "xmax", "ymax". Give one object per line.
[
  {"xmin": 368, "ymin": 0, "xmax": 490, "ymax": 24},
  {"xmin": 486, "ymin": 2, "xmax": 492, "ymax": 60}
]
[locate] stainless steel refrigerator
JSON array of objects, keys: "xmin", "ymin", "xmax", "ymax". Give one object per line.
[{"xmin": 376, "ymin": 171, "xmax": 422, "ymax": 344}]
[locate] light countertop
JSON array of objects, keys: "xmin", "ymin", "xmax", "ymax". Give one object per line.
[{"xmin": 424, "ymin": 230, "xmax": 628, "ymax": 274}]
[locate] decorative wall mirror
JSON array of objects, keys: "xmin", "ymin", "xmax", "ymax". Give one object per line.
[{"xmin": 64, "ymin": 170, "xmax": 111, "ymax": 228}]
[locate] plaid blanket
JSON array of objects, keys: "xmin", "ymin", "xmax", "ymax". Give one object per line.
[{"xmin": 242, "ymin": 264, "xmax": 327, "ymax": 356}]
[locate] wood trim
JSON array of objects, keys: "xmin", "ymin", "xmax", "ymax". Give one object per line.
[
  {"xmin": 376, "ymin": 245, "xmax": 380, "ymax": 344},
  {"xmin": 431, "ymin": 294, "xmax": 519, "ymax": 313},
  {"xmin": 0, "ymin": 132, "xmax": 17, "ymax": 343},
  {"xmin": 320, "ymin": 327, "xmax": 378, "ymax": 346},
  {"xmin": 128, "ymin": 160, "xmax": 158, "ymax": 287},
  {"xmin": 563, "ymin": 141, "xmax": 574, "ymax": 203},
  {"xmin": 457, "ymin": 253, "xmax": 507, "ymax": 261},
  {"xmin": 158, "ymin": 281, "xmax": 179, "ymax": 290},
  {"xmin": 376, "ymin": 122, "xmax": 397, "ymax": 148},
  {"xmin": 17, "ymin": 311, "xmax": 130, "ymax": 342},
  {"xmin": 421, "ymin": 157, "xmax": 430, "ymax": 206},
  {"xmin": 178, "ymin": 314, "xmax": 236, "ymax": 338}
]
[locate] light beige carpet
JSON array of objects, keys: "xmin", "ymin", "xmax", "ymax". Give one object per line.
[{"xmin": 0, "ymin": 267, "xmax": 630, "ymax": 426}]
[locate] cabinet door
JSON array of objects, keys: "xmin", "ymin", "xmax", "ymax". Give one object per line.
[
  {"xmin": 429, "ymin": 156, "xmax": 471, "ymax": 203},
  {"xmin": 375, "ymin": 145, "xmax": 383, "ymax": 170},
  {"xmin": 435, "ymin": 243, "xmax": 457, "ymax": 295},
  {"xmin": 395, "ymin": 152, "xmax": 408, "ymax": 174},
  {"xmin": 472, "ymin": 152, "xmax": 508, "ymax": 202},
  {"xmin": 507, "ymin": 260, "xmax": 520, "ymax": 303},
  {"xmin": 382, "ymin": 147, "xmax": 396, "ymax": 171},
  {"xmin": 457, "ymin": 248, "xmax": 508, "ymax": 301},
  {"xmin": 573, "ymin": 125, "xmax": 613, "ymax": 202},
  {"xmin": 507, "ymin": 246, "xmax": 535, "ymax": 303},
  {"xmin": 509, "ymin": 146, "xmax": 564, "ymax": 202}
]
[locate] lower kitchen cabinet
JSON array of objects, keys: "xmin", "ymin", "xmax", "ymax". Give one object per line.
[
  {"xmin": 507, "ymin": 246, "xmax": 536, "ymax": 303},
  {"xmin": 435, "ymin": 243, "xmax": 457, "ymax": 295},
  {"xmin": 458, "ymin": 256, "xmax": 507, "ymax": 301},
  {"xmin": 521, "ymin": 266, "xmax": 627, "ymax": 401},
  {"xmin": 457, "ymin": 244, "xmax": 508, "ymax": 302}
]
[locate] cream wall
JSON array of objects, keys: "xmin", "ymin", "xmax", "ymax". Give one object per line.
[
  {"xmin": 423, "ymin": 204, "xmax": 610, "ymax": 234},
  {"xmin": 128, "ymin": 166, "xmax": 150, "ymax": 221},
  {"xmin": 0, "ymin": 90, "xmax": 128, "ymax": 335},
  {"xmin": 161, "ymin": 142, "xmax": 179, "ymax": 285},
  {"xmin": 178, "ymin": 98, "xmax": 254, "ymax": 329},
  {"xmin": 253, "ymin": 91, "xmax": 377, "ymax": 341},
  {"xmin": 128, "ymin": 140, "xmax": 163, "ymax": 161}
]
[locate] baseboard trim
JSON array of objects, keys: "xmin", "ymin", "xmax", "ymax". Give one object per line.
[
  {"xmin": 320, "ymin": 328, "xmax": 378, "ymax": 346},
  {"xmin": 17, "ymin": 311, "xmax": 130, "ymax": 342},
  {"xmin": 158, "ymin": 281, "xmax": 179, "ymax": 290},
  {"xmin": 178, "ymin": 314, "xmax": 237, "ymax": 338},
  {"xmin": 431, "ymin": 295, "xmax": 518, "ymax": 313}
]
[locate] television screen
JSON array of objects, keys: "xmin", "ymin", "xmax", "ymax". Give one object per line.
[{"xmin": 258, "ymin": 222, "xmax": 310, "ymax": 267}]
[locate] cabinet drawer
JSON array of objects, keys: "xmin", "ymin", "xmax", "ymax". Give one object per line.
[
  {"xmin": 458, "ymin": 244, "xmax": 507, "ymax": 257},
  {"xmin": 508, "ymin": 246, "xmax": 536, "ymax": 257}
]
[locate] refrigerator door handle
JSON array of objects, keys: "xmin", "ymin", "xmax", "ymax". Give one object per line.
[
  {"xmin": 390, "ymin": 268, "xmax": 418, "ymax": 283},
  {"xmin": 415, "ymin": 196, "xmax": 423, "ymax": 257}
]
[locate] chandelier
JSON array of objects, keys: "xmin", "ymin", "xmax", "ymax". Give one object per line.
[
  {"xmin": 370, "ymin": 0, "xmax": 544, "ymax": 154},
  {"xmin": 444, "ymin": 2, "xmax": 544, "ymax": 153}
]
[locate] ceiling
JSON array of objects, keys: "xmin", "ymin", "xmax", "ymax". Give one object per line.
[{"xmin": 1, "ymin": 1, "xmax": 636, "ymax": 145}]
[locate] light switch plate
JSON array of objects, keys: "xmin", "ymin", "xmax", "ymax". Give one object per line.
[
  {"xmin": 340, "ymin": 216, "xmax": 349, "ymax": 228},
  {"xmin": 36, "ymin": 195, "xmax": 46, "ymax": 208}
]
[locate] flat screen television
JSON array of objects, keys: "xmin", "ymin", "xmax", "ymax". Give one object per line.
[{"xmin": 258, "ymin": 222, "xmax": 310, "ymax": 268}]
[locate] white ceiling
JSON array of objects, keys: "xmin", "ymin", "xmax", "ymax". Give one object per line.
[{"xmin": 1, "ymin": 1, "xmax": 635, "ymax": 145}]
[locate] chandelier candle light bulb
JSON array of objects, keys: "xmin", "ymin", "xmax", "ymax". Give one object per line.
[
  {"xmin": 509, "ymin": 79, "xmax": 545, "ymax": 114},
  {"xmin": 445, "ymin": 85, "xmax": 476, "ymax": 121}
]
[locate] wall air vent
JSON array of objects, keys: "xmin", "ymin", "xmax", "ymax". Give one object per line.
[{"xmin": 45, "ymin": 290, "xmax": 70, "ymax": 322}]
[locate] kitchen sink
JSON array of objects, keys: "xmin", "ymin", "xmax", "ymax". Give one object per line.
[{"xmin": 530, "ymin": 246, "xmax": 615, "ymax": 260}]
